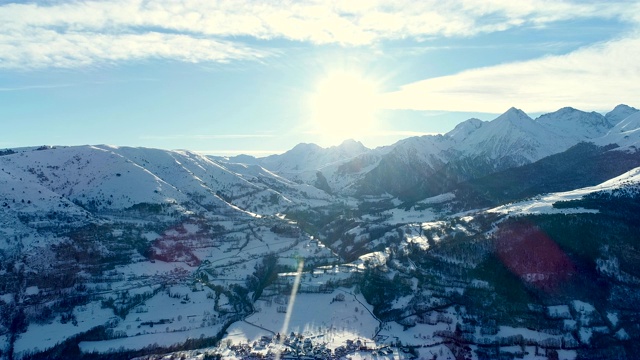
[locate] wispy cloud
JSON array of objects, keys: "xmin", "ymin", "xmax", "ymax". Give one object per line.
[
  {"xmin": 0, "ymin": 83, "xmax": 75, "ymax": 91},
  {"xmin": 0, "ymin": 0, "xmax": 637, "ymax": 69},
  {"xmin": 194, "ymin": 149, "xmax": 284, "ymax": 157},
  {"xmin": 381, "ymin": 31, "xmax": 640, "ymax": 113},
  {"xmin": 0, "ymin": 78, "xmax": 158, "ymax": 91},
  {"xmin": 141, "ymin": 134, "xmax": 275, "ymax": 140},
  {"xmin": 366, "ymin": 130, "xmax": 441, "ymax": 137},
  {"xmin": 0, "ymin": 30, "xmax": 268, "ymax": 69}
]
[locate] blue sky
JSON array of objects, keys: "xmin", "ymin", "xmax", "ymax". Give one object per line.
[{"xmin": 1, "ymin": 1, "xmax": 639, "ymax": 156}]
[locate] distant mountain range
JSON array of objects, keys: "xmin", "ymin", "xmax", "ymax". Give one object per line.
[{"xmin": 217, "ymin": 104, "xmax": 639, "ymax": 200}]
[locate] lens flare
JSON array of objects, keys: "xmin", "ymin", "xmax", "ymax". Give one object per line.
[{"xmin": 274, "ymin": 259, "xmax": 304, "ymax": 360}]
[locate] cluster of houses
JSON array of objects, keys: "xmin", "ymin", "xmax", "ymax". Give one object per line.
[{"xmin": 222, "ymin": 332, "xmax": 403, "ymax": 359}]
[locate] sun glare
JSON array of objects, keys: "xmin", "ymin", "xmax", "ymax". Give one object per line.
[{"xmin": 310, "ymin": 71, "xmax": 380, "ymax": 144}]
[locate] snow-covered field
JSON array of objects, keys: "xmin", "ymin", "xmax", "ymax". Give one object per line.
[
  {"xmin": 79, "ymin": 284, "xmax": 226, "ymax": 354},
  {"xmin": 14, "ymin": 301, "xmax": 114, "ymax": 358},
  {"xmin": 245, "ymin": 289, "xmax": 377, "ymax": 345}
]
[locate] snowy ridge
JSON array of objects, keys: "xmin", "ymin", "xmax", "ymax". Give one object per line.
[
  {"xmin": 489, "ymin": 166, "xmax": 640, "ymax": 216},
  {"xmin": 536, "ymin": 107, "xmax": 613, "ymax": 142}
]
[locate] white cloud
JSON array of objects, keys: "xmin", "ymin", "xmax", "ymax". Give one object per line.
[
  {"xmin": 381, "ymin": 31, "xmax": 640, "ymax": 113},
  {"xmin": 0, "ymin": 0, "xmax": 637, "ymax": 68},
  {"xmin": 0, "ymin": 29, "xmax": 267, "ymax": 69}
]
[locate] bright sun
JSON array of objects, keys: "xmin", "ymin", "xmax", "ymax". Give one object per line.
[{"xmin": 309, "ymin": 71, "xmax": 380, "ymax": 144}]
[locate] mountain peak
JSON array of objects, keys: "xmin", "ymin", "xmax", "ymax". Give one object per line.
[
  {"xmin": 446, "ymin": 118, "xmax": 484, "ymax": 142},
  {"xmin": 290, "ymin": 142, "xmax": 323, "ymax": 153},
  {"xmin": 605, "ymin": 104, "xmax": 639, "ymax": 125},
  {"xmin": 552, "ymin": 106, "xmax": 579, "ymax": 114},
  {"xmin": 494, "ymin": 107, "xmax": 532, "ymax": 124},
  {"xmin": 334, "ymin": 139, "xmax": 369, "ymax": 153}
]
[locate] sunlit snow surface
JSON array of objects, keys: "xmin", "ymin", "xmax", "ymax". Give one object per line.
[{"xmin": 223, "ymin": 289, "xmax": 378, "ymax": 349}]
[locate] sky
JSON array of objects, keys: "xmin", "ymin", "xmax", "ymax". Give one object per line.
[{"xmin": 1, "ymin": 0, "xmax": 640, "ymax": 156}]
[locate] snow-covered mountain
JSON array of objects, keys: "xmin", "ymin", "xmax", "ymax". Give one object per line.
[
  {"xmin": 334, "ymin": 104, "xmax": 640, "ymax": 200},
  {"xmin": 0, "ymin": 145, "xmax": 336, "ymax": 249},
  {"xmin": 209, "ymin": 104, "xmax": 640, "ymax": 201},
  {"xmin": 536, "ymin": 107, "xmax": 613, "ymax": 143},
  {"xmin": 226, "ymin": 139, "xmax": 369, "ymax": 174},
  {"xmin": 217, "ymin": 139, "xmax": 374, "ymax": 194},
  {"xmin": 456, "ymin": 107, "xmax": 566, "ymax": 165}
]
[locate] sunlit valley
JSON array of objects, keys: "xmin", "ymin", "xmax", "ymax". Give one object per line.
[{"xmin": 1, "ymin": 104, "xmax": 640, "ymax": 359}]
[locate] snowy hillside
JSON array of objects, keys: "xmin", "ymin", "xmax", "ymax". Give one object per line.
[
  {"xmin": 489, "ymin": 166, "xmax": 640, "ymax": 216},
  {"xmin": 0, "ymin": 146, "xmax": 191, "ymax": 210},
  {"xmin": 0, "ymin": 145, "xmax": 334, "ymax": 216}
]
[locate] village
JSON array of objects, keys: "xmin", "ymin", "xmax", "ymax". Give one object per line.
[{"xmin": 219, "ymin": 332, "xmax": 414, "ymax": 360}]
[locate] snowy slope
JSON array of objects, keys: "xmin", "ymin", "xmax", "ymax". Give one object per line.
[
  {"xmin": 489, "ymin": 166, "xmax": 640, "ymax": 216},
  {"xmin": 386, "ymin": 134, "xmax": 452, "ymax": 168},
  {"xmin": 213, "ymin": 160, "xmax": 335, "ymax": 207},
  {"xmin": 326, "ymin": 149, "xmax": 390, "ymax": 193},
  {"xmin": 596, "ymin": 111, "xmax": 640, "ymax": 151},
  {"xmin": 95, "ymin": 145, "xmax": 258, "ymax": 210},
  {"xmin": 0, "ymin": 146, "xmax": 191, "ymax": 210},
  {"xmin": 0, "ymin": 166, "xmax": 92, "ymax": 249}
]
